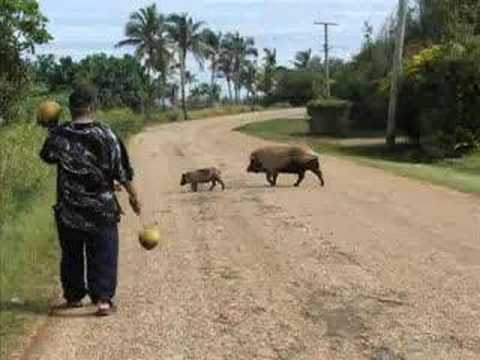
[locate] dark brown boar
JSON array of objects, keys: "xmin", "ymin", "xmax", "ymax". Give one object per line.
[{"xmin": 247, "ymin": 145, "xmax": 324, "ymax": 187}]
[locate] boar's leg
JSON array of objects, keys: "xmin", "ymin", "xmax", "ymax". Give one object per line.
[
  {"xmin": 191, "ymin": 183, "xmax": 198, "ymax": 192},
  {"xmin": 310, "ymin": 168, "xmax": 325, "ymax": 187},
  {"xmin": 306, "ymin": 158, "xmax": 325, "ymax": 187},
  {"xmin": 209, "ymin": 180, "xmax": 217, "ymax": 191},
  {"xmin": 272, "ymin": 172, "xmax": 278, "ymax": 186},
  {"xmin": 216, "ymin": 177, "xmax": 226, "ymax": 190},
  {"xmin": 294, "ymin": 170, "xmax": 305, "ymax": 187},
  {"xmin": 266, "ymin": 172, "xmax": 277, "ymax": 187}
]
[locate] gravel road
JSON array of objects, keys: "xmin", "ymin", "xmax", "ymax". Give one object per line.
[{"xmin": 17, "ymin": 109, "xmax": 480, "ymax": 360}]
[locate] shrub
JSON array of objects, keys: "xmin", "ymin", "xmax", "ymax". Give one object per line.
[
  {"xmin": 272, "ymin": 70, "xmax": 324, "ymax": 106},
  {"xmin": 0, "ymin": 123, "xmax": 53, "ymax": 228},
  {"xmin": 399, "ymin": 43, "xmax": 480, "ymax": 155},
  {"xmin": 333, "ymin": 68, "xmax": 389, "ymax": 131},
  {"xmin": 98, "ymin": 108, "xmax": 144, "ymax": 139},
  {"xmin": 307, "ymin": 98, "xmax": 353, "ymax": 137}
]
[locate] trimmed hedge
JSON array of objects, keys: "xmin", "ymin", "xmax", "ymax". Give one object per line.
[{"xmin": 307, "ymin": 98, "xmax": 353, "ymax": 137}]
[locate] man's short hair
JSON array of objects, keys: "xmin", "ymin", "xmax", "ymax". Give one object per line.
[{"xmin": 69, "ymin": 83, "xmax": 98, "ymax": 110}]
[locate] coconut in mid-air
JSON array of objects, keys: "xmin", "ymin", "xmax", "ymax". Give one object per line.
[
  {"xmin": 37, "ymin": 101, "xmax": 63, "ymax": 128},
  {"xmin": 138, "ymin": 225, "xmax": 161, "ymax": 251}
]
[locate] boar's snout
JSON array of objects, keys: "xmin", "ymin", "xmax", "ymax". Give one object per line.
[
  {"xmin": 180, "ymin": 174, "xmax": 187, "ymax": 186},
  {"xmin": 247, "ymin": 158, "xmax": 262, "ymax": 173}
]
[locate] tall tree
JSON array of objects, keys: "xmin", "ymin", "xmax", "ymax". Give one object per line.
[
  {"xmin": 0, "ymin": 0, "xmax": 52, "ymax": 122},
  {"xmin": 293, "ymin": 49, "xmax": 312, "ymax": 69},
  {"xmin": 259, "ymin": 48, "xmax": 277, "ymax": 98},
  {"xmin": 222, "ymin": 32, "xmax": 258, "ymax": 104},
  {"xmin": 240, "ymin": 59, "xmax": 258, "ymax": 108},
  {"xmin": 116, "ymin": 4, "xmax": 171, "ymax": 107},
  {"xmin": 167, "ymin": 13, "xmax": 209, "ymax": 119},
  {"xmin": 218, "ymin": 42, "xmax": 235, "ymax": 102},
  {"xmin": 202, "ymin": 30, "xmax": 222, "ymax": 106}
]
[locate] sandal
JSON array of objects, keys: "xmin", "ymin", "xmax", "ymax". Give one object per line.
[{"xmin": 95, "ymin": 301, "xmax": 116, "ymax": 317}]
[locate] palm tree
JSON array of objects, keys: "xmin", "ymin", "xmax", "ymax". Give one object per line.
[
  {"xmin": 116, "ymin": 4, "xmax": 171, "ymax": 107},
  {"xmin": 167, "ymin": 13, "xmax": 209, "ymax": 120},
  {"xmin": 222, "ymin": 32, "xmax": 258, "ymax": 104},
  {"xmin": 202, "ymin": 29, "xmax": 222, "ymax": 106},
  {"xmin": 259, "ymin": 48, "xmax": 277, "ymax": 97},
  {"xmin": 293, "ymin": 49, "xmax": 312, "ymax": 69},
  {"xmin": 185, "ymin": 70, "xmax": 197, "ymax": 94},
  {"xmin": 218, "ymin": 43, "xmax": 235, "ymax": 102},
  {"xmin": 240, "ymin": 58, "xmax": 258, "ymax": 108}
]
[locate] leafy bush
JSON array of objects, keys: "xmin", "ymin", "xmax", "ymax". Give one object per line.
[
  {"xmin": 333, "ymin": 65, "xmax": 389, "ymax": 131},
  {"xmin": 399, "ymin": 43, "xmax": 480, "ymax": 155},
  {"xmin": 271, "ymin": 70, "xmax": 324, "ymax": 106},
  {"xmin": 307, "ymin": 98, "xmax": 353, "ymax": 137},
  {"xmin": 98, "ymin": 108, "xmax": 145, "ymax": 139},
  {"xmin": 0, "ymin": 124, "xmax": 53, "ymax": 228}
]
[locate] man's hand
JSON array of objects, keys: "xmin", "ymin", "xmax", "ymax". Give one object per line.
[
  {"xmin": 114, "ymin": 182, "xmax": 122, "ymax": 192},
  {"xmin": 122, "ymin": 181, "xmax": 142, "ymax": 216},
  {"xmin": 129, "ymin": 194, "xmax": 142, "ymax": 216}
]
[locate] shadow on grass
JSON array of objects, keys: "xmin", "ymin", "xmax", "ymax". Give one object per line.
[
  {"xmin": 286, "ymin": 130, "xmax": 435, "ymax": 165},
  {"xmin": 0, "ymin": 300, "xmax": 49, "ymax": 316},
  {"xmin": 1, "ymin": 301, "xmax": 101, "ymax": 320},
  {"xmin": 48, "ymin": 311, "xmax": 97, "ymax": 318},
  {"xmin": 334, "ymin": 143, "xmax": 433, "ymax": 164}
]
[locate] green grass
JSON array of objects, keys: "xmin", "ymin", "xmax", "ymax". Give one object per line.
[
  {"xmin": 236, "ymin": 118, "xmax": 480, "ymax": 194},
  {"xmin": 0, "ymin": 191, "xmax": 58, "ymax": 359}
]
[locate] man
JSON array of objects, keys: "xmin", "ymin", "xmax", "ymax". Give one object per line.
[{"xmin": 39, "ymin": 84, "xmax": 142, "ymax": 316}]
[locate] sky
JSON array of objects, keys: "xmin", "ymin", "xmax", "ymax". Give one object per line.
[{"xmin": 38, "ymin": 0, "xmax": 398, "ymax": 71}]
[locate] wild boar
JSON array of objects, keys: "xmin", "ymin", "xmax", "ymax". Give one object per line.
[
  {"xmin": 180, "ymin": 167, "xmax": 225, "ymax": 192},
  {"xmin": 247, "ymin": 145, "xmax": 325, "ymax": 187}
]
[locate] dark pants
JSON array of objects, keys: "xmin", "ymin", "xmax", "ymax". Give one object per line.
[{"xmin": 57, "ymin": 222, "xmax": 119, "ymax": 304}]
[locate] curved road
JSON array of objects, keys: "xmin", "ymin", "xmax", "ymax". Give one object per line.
[{"xmin": 18, "ymin": 109, "xmax": 480, "ymax": 359}]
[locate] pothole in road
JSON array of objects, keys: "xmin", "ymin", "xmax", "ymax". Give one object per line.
[
  {"xmin": 302, "ymin": 288, "xmax": 409, "ymax": 358},
  {"xmin": 370, "ymin": 346, "xmax": 405, "ymax": 360},
  {"xmin": 315, "ymin": 240, "xmax": 362, "ymax": 267},
  {"xmin": 303, "ymin": 289, "xmax": 367, "ymax": 340}
]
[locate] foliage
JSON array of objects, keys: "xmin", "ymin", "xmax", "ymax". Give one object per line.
[
  {"xmin": 0, "ymin": 0, "xmax": 52, "ymax": 123},
  {"xmin": 272, "ymin": 70, "xmax": 324, "ymax": 106},
  {"xmin": 399, "ymin": 43, "xmax": 480, "ymax": 155},
  {"xmin": 166, "ymin": 13, "xmax": 209, "ymax": 120},
  {"xmin": 34, "ymin": 54, "xmax": 151, "ymax": 112},
  {"xmin": 307, "ymin": 98, "xmax": 353, "ymax": 136},
  {"xmin": 221, "ymin": 32, "xmax": 258, "ymax": 104},
  {"xmin": 201, "ymin": 29, "xmax": 223, "ymax": 105},
  {"xmin": 257, "ymin": 48, "xmax": 276, "ymax": 97},
  {"xmin": 189, "ymin": 83, "xmax": 221, "ymax": 109},
  {"xmin": 307, "ymin": 98, "xmax": 353, "ymax": 110},
  {"xmin": 78, "ymin": 54, "xmax": 150, "ymax": 111},
  {"xmin": 116, "ymin": 4, "xmax": 171, "ymax": 109},
  {"xmin": 293, "ymin": 49, "xmax": 312, "ymax": 69},
  {"xmin": 411, "ymin": 0, "xmax": 480, "ymax": 43},
  {"xmin": 116, "ymin": 4, "xmax": 171, "ymax": 77}
]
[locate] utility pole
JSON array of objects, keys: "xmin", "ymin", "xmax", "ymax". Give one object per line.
[
  {"xmin": 386, "ymin": 0, "xmax": 408, "ymax": 149},
  {"xmin": 314, "ymin": 21, "xmax": 338, "ymax": 98}
]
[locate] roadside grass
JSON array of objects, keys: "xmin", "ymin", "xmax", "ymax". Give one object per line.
[
  {"xmin": 0, "ymin": 104, "xmax": 263, "ymax": 358},
  {"xmin": 0, "ymin": 191, "xmax": 57, "ymax": 359},
  {"xmin": 236, "ymin": 118, "xmax": 480, "ymax": 195}
]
